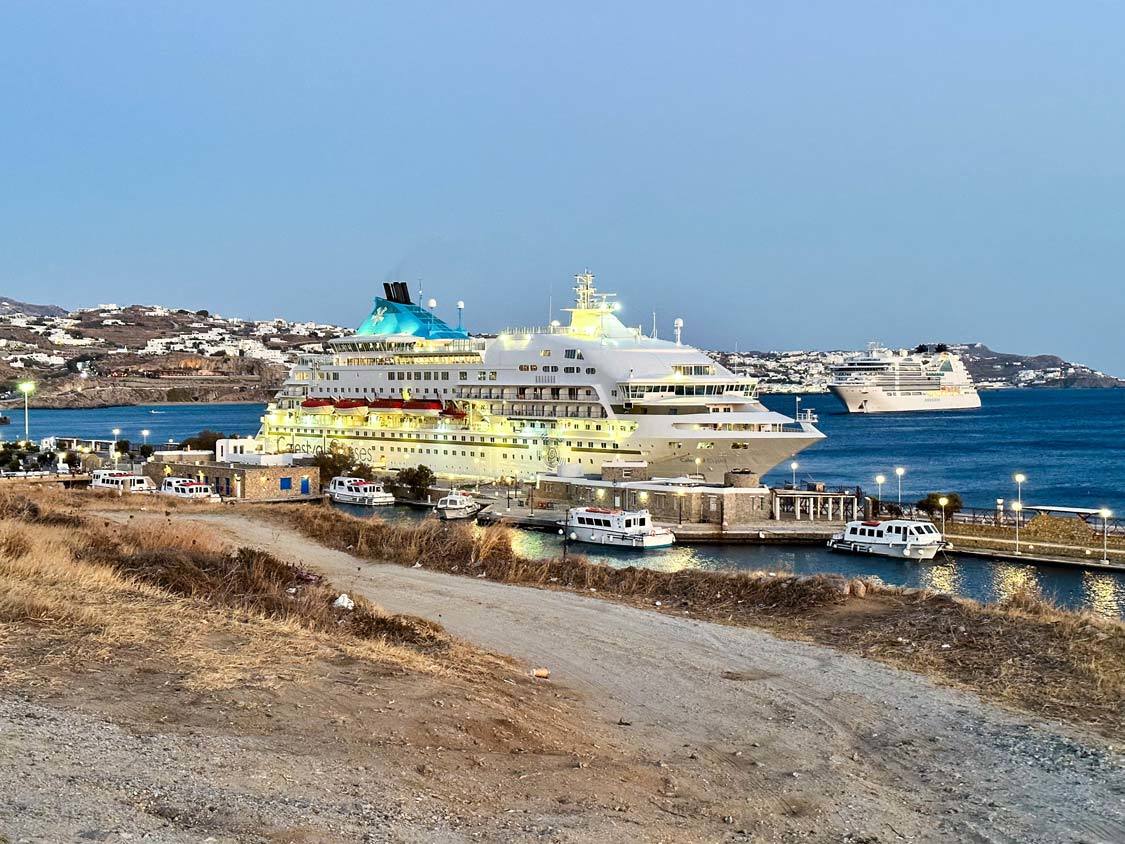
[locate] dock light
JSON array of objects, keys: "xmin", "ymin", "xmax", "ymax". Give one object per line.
[
  {"xmin": 1012, "ymin": 501, "xmax": 1023, "ymax": 555},
  {"xmin": 895, "ymin": 467, "xmax": 905, "ymax": 505},
  {"xmin": 141, "ymin": 429, "xmax": 150, "ymax": 445},
  {"xmin": 1100, "ymin": 508, "xmax": 1113, "ymax": 563},
  {"xmin": 112, "ymin": 428, "xmax": 121, "ymax": 464},
  {"xmin": 790, "ymin": 461, "xmax": 799, "ymax": 489},
  {"xmin": 17, "ymin": 381, "xmax": 34, "ymax": 445},
  {"xmin": 875, "ymin": 474, "xmax": 886, "ymax": 510},
  {"xmin": 1013, "ymin": 473, "xmax": 1027, "ymax": 508},
  {"xmin": 938, "ymin": 496, "xmax": 949, "ymax": 539}
]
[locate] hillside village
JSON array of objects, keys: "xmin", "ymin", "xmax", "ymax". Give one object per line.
[{"xmin": 0, "ymin": 296, "xmax": 1118, "ymax": 407}]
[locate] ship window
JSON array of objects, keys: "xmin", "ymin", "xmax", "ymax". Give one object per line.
[
  {"xmin": 489, "ymin": 371, "xmax": 497, "ymax": 380},
  {"xmin": 585, "ymin": 367, "xmax": 596, "ymax": 374},
  {"xmin": 540, "ymin": 349, "xmax": 551, "ymax": 357}
]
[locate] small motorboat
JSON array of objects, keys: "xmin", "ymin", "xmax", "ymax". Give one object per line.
[
  {"xmin": 435, "ymin": 491, "xmax": 483, "ymax": 520},
  {"xmin": 827, "ymin": 519, "xmax": 947, "ymax": 560},
  {"xmin": 562, "ymin": 507, "xmax": 675, "ymax": 549},
  {"xmin": 327, "ymin": 476, "xmax": 395, "ymax": 506},
  {"xmin": 300, "ymin": 398, "xmax": 335, "ymax": 415}
]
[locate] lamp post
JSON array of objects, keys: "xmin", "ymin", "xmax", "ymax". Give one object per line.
[
  {"xmin": 1013, "ymin": 473, "xmax": 1026, "ymax": 510},
  {"xmin": 875, "ymin": 474, "xmax": 886, "ymax": 514},
  {"xmin": 790, "ymin": 461, "xmax": 799, "ymax": 489},
  {"xmin": 112, "ymin": 428, "xmax": 121, "ymax": 465},
  {"xmin": 17, "ymin": 381, "xmax": 34, "ymax": 445},
  {"xmin": 895, "ymin": 466, "xmax": 905, "ymax": 507},
  {"xmin": 938, "ymin": 496, "xmax": 948, "ymax": 540},
  {"xmin": 141, "ymin": 428, "xmax": 150, "ymax": 446},
  {"xmin": 1012, "ymin": 501, "xmax": 1022, "ymax": 555},
  {"xmin": 1100, "ymin": 508, "xmax": 1113, "ymax": 564}
]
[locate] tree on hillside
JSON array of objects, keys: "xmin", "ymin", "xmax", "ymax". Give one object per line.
[
  {"xmin": 393, "ymin": 465, "xmax": 435, "ymax": 501},
  {"xmin": 180, "ymin": 429, "xmax": 227, "ymax": 452},
  {"xmin": 312, "ymin": 445, "xmax": 374, "ymax": 482},
  {"xmin": 114, "ymin": 439, "xmax": 131, "ymax": 455},
  {"xmin": 915, "ymin": 492, "xmax": 963, "ymax": 517}
]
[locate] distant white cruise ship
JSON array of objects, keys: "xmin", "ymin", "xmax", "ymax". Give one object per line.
[
  {"xmin": 828, "ymin": 343, "xmax": 981, "ymax": 413},
  {"xmin": 258, "ymin": 272, "xmax": 824, "ymax": 482}
]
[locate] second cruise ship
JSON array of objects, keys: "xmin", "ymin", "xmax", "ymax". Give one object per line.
[
  {"xmin": 259, "ymin": 272, "xmax": 824, "ymax": 483},
  {"xmin": 828, "ymin": 343, "xmax": 981, "ymax": 413}
]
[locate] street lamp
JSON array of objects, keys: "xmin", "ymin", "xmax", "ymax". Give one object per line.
[
  {"xmin": 938, "ymin": 496, "xmax": 948, "ymax": 539},
  {"xmin": 1012, "ymin": 501, "xmax": 1023, "ymax": 555},
  {"xmin": 790, "ymin": 461, "xmax": 799, "ymax": 489},
  {"xmin": 141, "ymin": 428, "xmax": 150, "ymax": 445},
  {"xmin": 1100, "ymin": 508, "xmax": 1113, "ymax": 564},
  {"xmin": 874, "ymin": 474, "xmax": 886, "ymax": 513},
  {"xmin": 112, "ymin": 428, "xmax": 121, "ymax": 464},
  {"xmin": 895, "ymin": 466, "xmax": 905, "ymax": 506},
  {"xmin": 17, "ymin": 381, "xmax": 34, "ymax": 445},
  {"xmin": 1013, "ymin": 473, "xmax": 1026, "ymax": 509}
]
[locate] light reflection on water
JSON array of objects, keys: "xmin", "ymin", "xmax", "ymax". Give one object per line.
[{"xmin": 334, "ymin": 503, "xmax": 1125, "ymax": 619}]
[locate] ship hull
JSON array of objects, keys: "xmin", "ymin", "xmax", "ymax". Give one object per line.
[
  {"xmin": 260, "ymin": 416, "xmax": 823, "ymax": 484},
  {"xmin": 828, "ymin": 385, "xmax": 981, "ymax": 413}
]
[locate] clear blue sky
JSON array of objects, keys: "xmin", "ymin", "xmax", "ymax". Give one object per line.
[{"xmin": 2, "ymin": 3, "xmax": 1123, "ymax": 373}]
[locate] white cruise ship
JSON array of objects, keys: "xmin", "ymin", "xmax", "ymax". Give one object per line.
[
  {"xmin": 258, "ymin": 272, "xmax": 824, "ymax": 483},
  {"xmin": 828, "ymin": 343, "xmax": 981, "ymax": 413}
]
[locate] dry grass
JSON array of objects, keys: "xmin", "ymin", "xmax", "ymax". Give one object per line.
[
  {"xmin": 258, "ymin": 501, "xmax": 1125, "ymax": 739},
  {"xmin": 0, "ymin": 492, "xmax": 451, "ymax": 693}
]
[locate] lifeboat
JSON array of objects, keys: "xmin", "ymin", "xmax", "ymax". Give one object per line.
[
  {"xmin": 402, "ymin": 399, "xmax": 443, "ymax": 416},
  {"xmin": 333, "ymin": 398, "xmax": 369, "ymax": 417},
  {"xmin": 300, "ymin": 398, "xmax": 335, "ymax": 415},
  {"xmin": 368, "ymin": 398, "xmax": 405, "ymax": 412},
  {"xmin": 440, "ymin": 401, "xmax": 467, "ymax": 419}
]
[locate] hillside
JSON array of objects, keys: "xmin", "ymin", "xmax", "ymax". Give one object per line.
[{"xmin": 0, "ymin": 300, "xmax": 348, "ymax": 408}]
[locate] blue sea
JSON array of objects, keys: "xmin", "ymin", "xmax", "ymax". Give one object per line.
[{"xmin": 17, "ymin": 391, "xmax": 1125, "ymax": 616}]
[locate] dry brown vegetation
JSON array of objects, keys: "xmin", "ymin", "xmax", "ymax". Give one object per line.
[
  {"xmin": 949, "ymin": 513, "xmax": 1124, "ymax": 561},
  {"xmin": 259, "ymin": 502, "xmax": 1125, "ymax": 739}
]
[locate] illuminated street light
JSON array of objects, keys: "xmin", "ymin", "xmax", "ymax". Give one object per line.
[
  {"xmin": 1014, "ymin": 473, "xmax": 1027, "ymax": 509},
  {"xmin": 790, "ymin": 461, "xmax": 799, "ymax": 489},
  {"xmin": 1012, "ymin": 501, "xmax": 1023, "ymax": 555},
  {"xmin": 1100, "ymin": 508, "xmax": 1114, "ymax": 564},
  {"xmin": 17, "ymin": 381, "xmax": 34, "ymax": 445},
  {"xmin": 938, "ymin": 496, "xmax": 949, "ymax": 539},
  {"xmin": 112, "ymin": 428, "xmax": 121, "ymax": 464},
  {"xmin": 895, "ymin": 466, "xmax": 905, "ymax": 506}
]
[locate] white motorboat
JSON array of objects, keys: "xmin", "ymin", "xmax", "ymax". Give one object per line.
[
  {"xmin": 435, "ymin": 491, "xmax": 482, "ymax": 520},
  {"xmin": 327, "ymin": 476, "xmax": 395, "ymax": 506},
  {"xmin": 159, "ymin": 477, "xmax": 221, "ymax": 502},
  {"xmin": 827, "ymin": 519, "xmax": 946, "ymax": 560},
  {"xmin": 562, "ymin": 506, "xmax": 675, "ymax": 549}
]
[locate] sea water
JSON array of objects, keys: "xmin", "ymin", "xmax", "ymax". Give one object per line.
[{"xmin": 18, "ymin": 390, "xmax": 1125, "ymax": 616}]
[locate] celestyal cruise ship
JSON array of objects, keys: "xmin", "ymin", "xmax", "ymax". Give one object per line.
[
  {"xmin": 828, "ymin": 343, "xmax": 981, "ymax": 413},
  {"xmin": 258, "ymin": 272, "xmax": 824, "ymax": 483}
]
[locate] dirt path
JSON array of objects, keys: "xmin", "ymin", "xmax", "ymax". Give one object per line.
[{"xmin": 120, "ymin": 512, "xmax": 1125, "ymax": 842}]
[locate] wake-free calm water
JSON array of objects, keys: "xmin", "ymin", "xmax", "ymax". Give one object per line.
[{"xmin": 19, "ymin": 390, "xmax": 1125, "ymax": 617}]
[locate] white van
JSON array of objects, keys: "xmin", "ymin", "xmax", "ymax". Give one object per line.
[
  {"xmin": 159, "ymin": 477, "xmax": 221, "ymax": 502},
  {"xmin": 91, "ymin": 471, "xmax": 156, "ymax": 494}
]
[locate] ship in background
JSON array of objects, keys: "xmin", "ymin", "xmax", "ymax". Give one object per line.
[
  {"xmin": 828, "ymin": 342, "xmax": 981, "ymax": 413},
  {"xmin": 259, "ymin": 272, "xmax": 824, "ymax": 482}
]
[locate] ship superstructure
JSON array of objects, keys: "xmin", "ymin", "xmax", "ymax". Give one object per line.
[
  {"xmin": 259, "ymin": 272, "xmax": 824, "ymax": 482},
  {"xmin": 828, "ymin": 343, "xmax": 981, "ymax": 413}
]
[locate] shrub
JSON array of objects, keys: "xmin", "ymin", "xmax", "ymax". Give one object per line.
[{"xmin": 915, "ymin": 492, "xmax": 962, "ymax": 517}]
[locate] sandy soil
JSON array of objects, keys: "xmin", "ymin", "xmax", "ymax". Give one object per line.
[
  {"xmin": 5, "ymin": 508, "xmax": 1122, "ymax": 843},
  {"xmin": 167, "ymin": 513, "xmax": 1125, "ymax": 841}
]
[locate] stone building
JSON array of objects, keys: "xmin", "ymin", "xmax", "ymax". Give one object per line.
[{"xmin": 144, "ymin": 459, "xmax": 320, "ymax": 501}]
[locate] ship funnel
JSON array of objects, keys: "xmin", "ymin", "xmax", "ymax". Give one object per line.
[{"xmin": 673, "ymin": 317, "xmax": 684, "ymax": 346}]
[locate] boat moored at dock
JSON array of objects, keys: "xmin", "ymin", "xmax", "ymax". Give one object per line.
[
  {"xmin": 259, "ymin": 271, "xmax": 824, "ymax": 483},
  {"xmin": 827, "ymin": 519, "xmax": 946, "ymax": 559},
  {"xmin": 327, "ymin": 476, "xmax": 395, "ymax": 506},
  {"xmin": 435, "ymin": 491, "xmax": 483, "ymax": 520},
  {"xmin": 563, "ymin": 506, "xmax": 676, "ymax": 549}
]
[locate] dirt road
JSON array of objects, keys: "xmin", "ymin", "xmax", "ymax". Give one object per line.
[{"xmin": 133, "ymin": 511, "xmax": 1119, "ymax": 844}]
